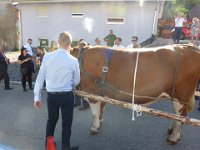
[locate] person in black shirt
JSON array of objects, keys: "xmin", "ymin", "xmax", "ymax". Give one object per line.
[
  {"xmin": 18, "ymin": 47, "xmax": 33, "ymax": 91},
  {"xmin": 0, "ymin": 44, "xmax": 13, "ymax": 90}
]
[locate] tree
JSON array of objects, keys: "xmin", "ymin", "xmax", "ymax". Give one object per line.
[{"xmin": 163, "ymin": 0, "xmax": 200, "ymax": 19}]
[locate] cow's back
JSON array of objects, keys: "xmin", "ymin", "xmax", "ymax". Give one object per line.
[{"xmin": 79, "ymin": 45, "xmax": 200, "ymax": 106}]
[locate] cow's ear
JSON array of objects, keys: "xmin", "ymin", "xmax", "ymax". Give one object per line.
[{"xmin": 78, "ymin": 41, "xmax": 87, "ymax": 50}]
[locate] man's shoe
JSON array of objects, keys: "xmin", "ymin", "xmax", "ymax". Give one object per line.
[
  {"xmin": 23, "ymin": 88, "xmax": 27, "ymax": 92},
  {"xmin": 29, "ymin": 87, "xmax": 33, "ymax": 90},
  {"xmin": 5, "ymin": 87, "xmax": 13, "ymax": 90}
]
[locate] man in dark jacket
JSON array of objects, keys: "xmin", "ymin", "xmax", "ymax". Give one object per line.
[{"xmin": 0, "ymin": 44, "xmax": 13, "ymax": 90}]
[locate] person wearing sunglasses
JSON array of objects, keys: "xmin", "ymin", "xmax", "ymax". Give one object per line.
[{"xmin": 126, "ymin": 36, "xmax": 141, "ymax": 48}]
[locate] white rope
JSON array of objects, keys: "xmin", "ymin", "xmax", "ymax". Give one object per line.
[{"xmin": 131, "ymin": 51, "xmax": 142, "ymax": 121}]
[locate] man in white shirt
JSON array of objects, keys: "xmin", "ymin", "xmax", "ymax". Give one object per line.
[
  {"xmin": 126, "ymin": 36, "xmax": 141, "ymax": 48},
  {"xmin": 24, "ymin": 38, "xmax": 35, "ymax": 73},
  {"xmin": 24, "ymin": 39, "xmax": 33, "ymax": 56},
  {"xmin": 173, "ymin": 12, "xmax": 187, "ymax": 44},
  {"xmin": 34, "ymin": 32, "xmax": 80, "ymax": 150},
  {"xmin": 112, "ymin": 37, "xmax": 124, "ymax": 49}
]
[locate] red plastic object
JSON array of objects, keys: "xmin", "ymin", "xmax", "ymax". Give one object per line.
[{"xmin": 46, "ymin": 136, "xmax": 56, "ymax": 150}]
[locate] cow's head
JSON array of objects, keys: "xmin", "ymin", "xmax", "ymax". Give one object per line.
[{"xmin": 70, "ymin": 41, "xmax": 89, "ymax": 58}]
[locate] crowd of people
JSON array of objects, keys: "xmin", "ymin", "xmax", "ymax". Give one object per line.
[
  {"xmin": 103, "ymin": 29, "xmax": 141, "ymax": 48},
  {"xmin": 173, "ymin": 12, "xmax": 200, "ymax": 46},
  {"xmin": 0, "ymin": 16, "xmax": 200, "ymax": 149}
]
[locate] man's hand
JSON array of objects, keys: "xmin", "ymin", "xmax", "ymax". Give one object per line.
[{"xmin": 34, "ymin": 101, "xmax": 42, "ymax": 109}]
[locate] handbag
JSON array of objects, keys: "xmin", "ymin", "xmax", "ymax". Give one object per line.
[{"xmin": 20, "ymin": 67, "xmax": 28, "ymax": 75}]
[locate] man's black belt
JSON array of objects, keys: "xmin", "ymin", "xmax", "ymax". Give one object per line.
[{"xmin": 48, "ymin": 91, "xmax": 72, "ymax": 95}]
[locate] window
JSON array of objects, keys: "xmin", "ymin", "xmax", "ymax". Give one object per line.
[
  {"xmin": 71, "ymin": 5, "xmax": 84, "ymax": 18},
  {"xmin": 107, "ymin": 18, "xmax": 125, "ymax": 25},
  {"xmin": 36, "ymin": 6, "xmax": 48, "ymax": 17},
  {"xmin": 107, "ymin": 5, "xmax": 126, "ymax": 24}
]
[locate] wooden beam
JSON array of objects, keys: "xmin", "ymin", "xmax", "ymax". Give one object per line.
[{"xmin": 74, "ymin": 90, "xmax": 200, "ymax": 127}]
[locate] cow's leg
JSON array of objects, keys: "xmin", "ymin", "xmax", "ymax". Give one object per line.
[
  {"xmin": 89, "ymin": 100, "xmax": 101, "ymax": 135},
  {"xmin": 166, "ymin": 100, "xmax": 186, "ymax": 145},
  {"xmin": 99, "ymin": 102, "xmax": 106, "ymax": 125}
]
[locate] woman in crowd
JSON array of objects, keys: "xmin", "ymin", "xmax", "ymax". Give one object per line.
[
  {"xmin": 191, "ymin": 17, "xmax": 200, "ymax": 43},
  {"xmin": 49, "ymin": 40, "xmax": 58, "ymax": 52},
  {"xmin": 35, "ymin": 46, "xmax": 46, "ymax": 72},
  {"xmin": 18, "ymin": 47, "xmax": 33, "ymax": 91}
]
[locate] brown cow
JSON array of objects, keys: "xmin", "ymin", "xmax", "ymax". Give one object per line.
[{"xmin": 71, "ymin": 44, "xmax": 200, "ymax": 145}]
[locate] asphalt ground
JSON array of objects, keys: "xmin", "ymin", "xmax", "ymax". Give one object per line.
[{"xmin": 0, "ymin": 84, "xmax": 200, "ymax": 150}]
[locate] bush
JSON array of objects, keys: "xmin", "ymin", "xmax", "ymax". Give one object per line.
[
  {"xmin": 12, "ymin": 47, "xmax": 19, "ymax": 52},
  {"xmin": 71, "ymin": 40, "xmax": 79, "ymax": 47}
]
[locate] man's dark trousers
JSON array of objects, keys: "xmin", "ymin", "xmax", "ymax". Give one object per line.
[
  {"xmin": 0, "ymin": 70, "xmax": 10, "ymax": 89},
  {"xmin": 46, "ymin": 91, "xmax": 74, "ymax": 150},
  {"xmin": 173, "ymin": 27, "xmax": 182, "ymax": 44}
]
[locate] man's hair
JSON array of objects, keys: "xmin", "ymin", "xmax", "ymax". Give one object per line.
[
  {"xmin": 95, "ymin": 38, "xmax": 99, "ymax": 42},
  {"xmin": 21, "ymin": 46, "xmax": 27, "ymax": 55},
  {"xmin": 37, "ymin": 46, "xmax": 46, "ymax": 52},
  {"xmin": 132, "ymin": 36, "xmax": 138, "ymax": 41},
  {"xmin": 28, "ymin": 39, "xmax": 32, "ymax": 41},
  {"xmin": 58, "ymin": 32, "xmax": 72, "ymax": 48},
  {"xmin": 116, "ymin": 37, "xmax": 122, "ymax": 42}
]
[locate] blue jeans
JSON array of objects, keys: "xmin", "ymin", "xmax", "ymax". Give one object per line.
[{"xmin": 46, "ymin": 91, "xmax": 74, "ymax": 150}]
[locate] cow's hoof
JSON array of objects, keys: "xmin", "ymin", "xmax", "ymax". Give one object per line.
[
  {"xmin": 167, "ymin": 128, "xmax": 173, "ymax": 135},
  {"xmin": 166, "ymin": 138, "xmax": 178, "ymax": 145},
  {"xmin": 90, "ymin": 129, "xmax": 98, "ymax": 135}
]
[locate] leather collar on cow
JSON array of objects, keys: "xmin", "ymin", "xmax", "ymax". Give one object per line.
[
  {"xmin": 99, "ymin": 48, "xmax": 113, "ymax": 96},
  {"xmin": 77, "ymin": 47, "xmax": 114, "ymax": 96}
]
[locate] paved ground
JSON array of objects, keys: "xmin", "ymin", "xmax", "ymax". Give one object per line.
[{"xmin": 0, "ymin": 84, "xmax": 200, "ymax": 150}]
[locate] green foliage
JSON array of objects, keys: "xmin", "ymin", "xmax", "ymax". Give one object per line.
[
  {"xmin": 163, "ymin": 0, "xmax": 200, "ymax": 19},
  {"xmin": 172, "ymin": 0, "xmax": 200, "ymax": 16},
  {"xmin": 71, "ymin": 40, "xmax": 78, "ymax": 47},
  {"xmin": 185, "ymin": 0, "xmax": 200, "ymax": 10},
  {"xmin": 172, "ymin": 0, "xmax": 187, "ymax": 16},
  {"xmin": 12, "ymin": 47, "xmax": 19, "ymax": 52}
]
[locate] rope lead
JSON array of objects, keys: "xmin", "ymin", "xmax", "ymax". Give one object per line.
[{"xmin": 131, "ymin": 51, "xmax": 142, "ymax": 121}]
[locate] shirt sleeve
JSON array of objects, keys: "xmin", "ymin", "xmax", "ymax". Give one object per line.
[
  {"xmin": 0, "ymin": 54, "xmax": 5, "ymax": 62},
  {"xmin": 73, "ymin": 59, "xmax": 80, "ymax": 87},
  {"xmin": 34, "ymin": 55, "xmax": 46, "ymax": 101},
  {"xmin": 18, "ymin": 55, "xmax": 22, "ymax": 60}
]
